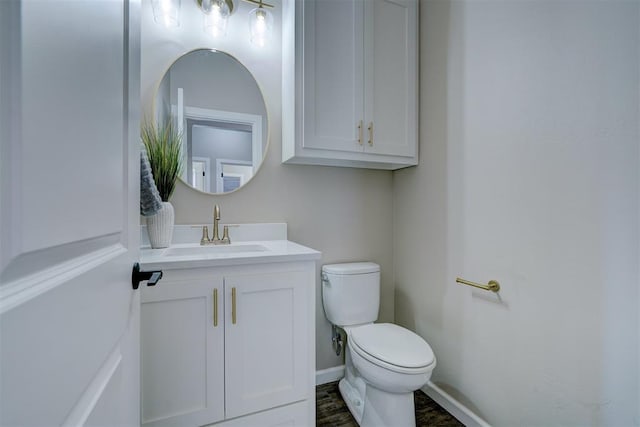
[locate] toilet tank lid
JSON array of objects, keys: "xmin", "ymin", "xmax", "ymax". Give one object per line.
[{"xmin": 322, "ymin": 262, "xmax": 380, "ymax": 275}]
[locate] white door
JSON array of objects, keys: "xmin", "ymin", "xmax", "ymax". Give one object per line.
[
  {"xmin": 0, "ymin": 1, "xmax": 140, "ymax": 425},
  {"xmin": 192, "ymin": 157, "xmax": 210, "ymax": 193},
  {"xmin": 216, "ymin": 160, "xmax": 253, "ymax": 193}
]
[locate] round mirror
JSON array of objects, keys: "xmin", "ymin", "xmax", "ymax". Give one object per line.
[{"xmin": 155, "ymin": 49, "xmax": 268, "ymax": 194}]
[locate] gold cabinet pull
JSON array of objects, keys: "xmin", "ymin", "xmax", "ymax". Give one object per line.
[
  {"xmin": 357, "ymin": 120, "xmax": 363, "ymax": 145},
  {"xmin": 213, "ymin": 289, "xmax": 218, "ymax": 327},
  {"xmin": 367, "ymin": 122, "xmax": 373, "ymax": 146},
  {"xmin": 456, "ymin": 277, "xmax": 500, "ymax": 293},
  {"xmin": 231, "ymin": 287, "xmax": 237, "ymax": 324}
]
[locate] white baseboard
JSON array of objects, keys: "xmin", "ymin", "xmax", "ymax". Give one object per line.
[
  {"xmin": 316, "ymin": 365, "xmax": 345, "ymax": 385},
  {"xmin": 422, "ymin": 381, "xmax": 491, "ymax": 427}
]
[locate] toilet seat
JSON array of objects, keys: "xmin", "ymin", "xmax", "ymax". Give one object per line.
[{"xmin": 348, "ymin": 323, "xmax": 435, "ymax": 374}]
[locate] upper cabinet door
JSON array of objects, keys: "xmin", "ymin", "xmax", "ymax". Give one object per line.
[
  {"xmin": 302, "ymin": 0, "xmax": 364, "ymax": 152},
  {"xmin": 364, "ymin": 0, "xmax": 418, "ymax": 158}
]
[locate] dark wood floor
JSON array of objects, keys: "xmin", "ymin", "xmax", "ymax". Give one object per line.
[{"xmin": 316, "ymin": 381, "xmax": 464, "ymax": 427}]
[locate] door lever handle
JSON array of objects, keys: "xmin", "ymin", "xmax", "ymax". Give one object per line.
[{"xmin": 132, "ymin": 262, "xmax": 163, "ymax": 290}]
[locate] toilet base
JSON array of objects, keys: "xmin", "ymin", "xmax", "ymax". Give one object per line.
[
  {"xmin": 339, "ymin": 351, "xmax": 418, "ymax": 427},
  {"xmin": 361, "ymin": 383, "xmax": 416, "ymax": 427},
  {"xmin": 339, "ymin": 376, "xmax": 417, "ymax": 427},
  {"xmin": 338, "ymin": 378, "xmax": 364, "ymax": 424}
]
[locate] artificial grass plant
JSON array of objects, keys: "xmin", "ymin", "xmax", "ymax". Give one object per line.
[{"xmin": 141, "ymin": 119, "xmax": 183, "ymax": 202}]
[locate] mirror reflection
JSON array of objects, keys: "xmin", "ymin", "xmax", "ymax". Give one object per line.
[{"xmin": 155, "ymin": 49, "xmax": 268, "ymax": 194}]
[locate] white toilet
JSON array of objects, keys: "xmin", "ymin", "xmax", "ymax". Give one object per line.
[{"xmin": 322, "ymin": 262, "xmax": 436, "ymax": 427}]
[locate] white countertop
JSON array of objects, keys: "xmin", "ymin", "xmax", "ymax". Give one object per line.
[
  {"xmin": 139, "ymin": 223, "xmax": 321, "ymax": 270},
  {"xmin": 140, "ymin": 240, "xmax": 321, "ymax": 270}
]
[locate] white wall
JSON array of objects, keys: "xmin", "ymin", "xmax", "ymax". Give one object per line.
[
  {"xmin": 169, "ymin": 50, "xmax": 263, "ymax": 113},
  {"xmin": 141, "ymin": 0, "xmax": 394, "ymax": 371},
  {"xmin": 394, "ymin": 1, "xmax": 639, "ymax": 425}
]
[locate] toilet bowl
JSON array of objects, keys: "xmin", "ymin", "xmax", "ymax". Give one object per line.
[
  {"xmin": 347, "ymin": 323, "xmax": 435, "ymax": 393},
  {"xmin": 321, "ymin": 263, "xmax": 436, "ymax": 427}
]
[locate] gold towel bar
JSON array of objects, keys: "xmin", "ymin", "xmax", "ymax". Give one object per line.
[{"xmin": 456, "ymin": 277, "xmax": 500, "ymax": 293}]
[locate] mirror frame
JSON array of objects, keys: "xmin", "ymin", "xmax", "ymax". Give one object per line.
[{"xmin": 153, "ymin": 48, "xmax": 270, "ymax": 196}]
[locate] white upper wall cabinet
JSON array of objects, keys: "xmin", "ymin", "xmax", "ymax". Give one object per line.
[{"xmin": 282, "ymin": 0, "xmax": 418, "ymax": 170}]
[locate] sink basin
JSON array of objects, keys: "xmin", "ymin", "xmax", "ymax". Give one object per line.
[{"xmin": 164, "ymin": 244, "xmax": 269, "ymax": 257}]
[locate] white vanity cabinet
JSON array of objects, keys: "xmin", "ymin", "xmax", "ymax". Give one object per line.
[
  {"xmin": 282, "ymin": 0, "xmax": 418, "ymax": 170},
  {"xmin": 141, "ymin": 261, "xmax": 315, "ymax": 427}
]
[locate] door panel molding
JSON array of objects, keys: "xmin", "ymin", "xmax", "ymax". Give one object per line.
[
  {"xmin": 0, "ymin": 238, "xmax": 125, "ymax": 314},
  {"xmin": 62, "ymin": 346, "xmax": 123, "ymax": 427}
]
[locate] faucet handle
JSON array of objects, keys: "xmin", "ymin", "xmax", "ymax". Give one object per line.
[
  {"xmin": 200, "ymin": 226, "xmax": 210, "ymax": 245},
  {"xmin": 221, "ymin": 226, "xmax": 231, "ymax": 244}
]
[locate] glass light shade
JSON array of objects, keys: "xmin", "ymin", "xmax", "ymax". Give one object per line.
[
  {"xmin": 249, "ymin": 7, "xmax": 273, "ymax": 47},
  {"xmin": 203, "ymin": 0, "xmax": 231, "ymax": 38},
  {"xmin": 151, "ymin": 0, "xmax": 181, "ymax": 28}
]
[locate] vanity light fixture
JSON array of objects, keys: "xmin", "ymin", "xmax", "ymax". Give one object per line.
[
  {"xmin": 151, "ymin": 0, "xmax": 181, "ymax": 28},
  {"xmin": 183, "ymin": 0, "xmax": 274, "ymax": 44},
  {"xmin": 198, "ymin": 0, "xmax": 235, "ymax": 38},
  {"xmin": 244, "ymin": 0, "xmax": 274, "ymax": 47}
]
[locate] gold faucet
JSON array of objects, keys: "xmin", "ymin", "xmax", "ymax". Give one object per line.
[
  {"xmin": 201, "ymin": 205, "xmax": 231, "ymax": 245},
  {"xmin": 213, "ymin": 205, "xmax": 221, "ymax": 242}
]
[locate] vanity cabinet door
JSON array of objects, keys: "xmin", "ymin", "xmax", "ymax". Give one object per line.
[
  {"xmin": 224, "ymin": 270, "xmax": 309, "ymax": 419},
  {"xmin": 141, "ymin": 276, "xmax": 225, "ymax": 427}
]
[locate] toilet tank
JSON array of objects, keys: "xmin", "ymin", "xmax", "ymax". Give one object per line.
[{"xmin": 322, "ymin": 262, "xmax": 380, "ymax": 327}]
